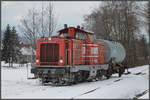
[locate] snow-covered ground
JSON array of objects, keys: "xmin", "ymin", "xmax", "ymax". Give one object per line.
[{"xmin": 1, "ymin": 62, "xmax": 149, "ymax": 99}]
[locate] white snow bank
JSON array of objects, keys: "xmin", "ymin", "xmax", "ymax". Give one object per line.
[
  {"xmin": 1, "ymin": 64, "xmax": 149, "ymax": 99},
  {"xmin": 20, "ymin": 47, "xmax": 35, "ymax": 55},
  {"xmin": 1, "ymin": 61, "xmax": 30, "ymax": 68},
  {"xmin": 76, "ymin": 73, "xmax": 148, "ymax": 99},
  {"xmin": 1, "ymin": 61, "xmax": 22, "ymax": 67}
]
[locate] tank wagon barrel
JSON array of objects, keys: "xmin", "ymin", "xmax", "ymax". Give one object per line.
[{"xmin": 98, "ymin": 39, "xmax": 126, "ymax": 63}]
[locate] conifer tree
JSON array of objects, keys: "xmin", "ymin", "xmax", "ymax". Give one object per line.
[
  {"xmin": 2, "ymin": 24, "xmax": 12, "ymax": 66},
  {"xmin": 2, "ymin": 25, "xmax": 21, "ymax": 67},
  {"xmin": 11, "ymin": 26, "xmax": 22, "ymax": 67}
]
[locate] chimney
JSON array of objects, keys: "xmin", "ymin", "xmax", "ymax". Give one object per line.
[
  {"xmin": 64, "ymin": 24, "xmax": 67, "ymax": 29},
  {"xmin": 77, "ymin": 25, "xmax": 80, "ymax": 29}
]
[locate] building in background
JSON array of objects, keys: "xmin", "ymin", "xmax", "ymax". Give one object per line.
[{"xmin": 19, "ymin": 42, "xmax": 36, "ymax": 64}]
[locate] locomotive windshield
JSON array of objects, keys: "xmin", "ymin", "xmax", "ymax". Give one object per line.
[
  {"xmin": 60, "ymin": 32, "xmax": 68, "ymax": 37},
  {"xmin": 89, "ymin": 34, "xmax": 96, "ymax": 41},
  {"xmin": 75, "ymin": 32, "xmax": 87, "ymax": 40}
]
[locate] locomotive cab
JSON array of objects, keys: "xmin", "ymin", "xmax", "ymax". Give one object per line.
[{"xmin": 58, "ymin": 27, "xmax": 97, "ymax": 41}]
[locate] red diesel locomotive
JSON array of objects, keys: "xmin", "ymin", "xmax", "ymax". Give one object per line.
[{"xmin": 31, "ymin": 25, "xmax": 126, "ymax": 85}]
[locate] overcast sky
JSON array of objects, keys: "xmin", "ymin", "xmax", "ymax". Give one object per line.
[
  {"xmin": 2, "ymin": 1, "xmax": 149, "ymax": 42},
  {"xmin": 2, "ymin": 1, "xmax": 100, "ymax": 35}
]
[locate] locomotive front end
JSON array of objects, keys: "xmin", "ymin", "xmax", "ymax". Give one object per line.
[
  {"xmin": 31, "ymin": 36, "xmax": 70, "ymax": 84},
  {"xmin": 36, "ymin": 37, "xmax": 66, "ymax": 66}
]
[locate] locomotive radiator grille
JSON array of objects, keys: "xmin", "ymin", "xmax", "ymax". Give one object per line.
[{"xmin": 40, "ymin": 43, "xmax": 59, "ymax": 62}]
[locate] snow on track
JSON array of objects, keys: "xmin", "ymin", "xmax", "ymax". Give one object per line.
[{"xmin": 1, "ymin": 64, "xmax": 149, "ymax": 99}]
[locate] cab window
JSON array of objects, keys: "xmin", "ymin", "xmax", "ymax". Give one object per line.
[
  {"xmin": 75, "ymin": 32, "xmax": 87, "ymax": 40},
  {"xmin": 82, "ymin": 33, "xmax": 87, "ymax": 40},
  {"xmin": 60, "ymin": 33, "xmax": 68, "ymax": 37},
  {"xmin": 89, "ymin": 34, "xmax": 96, "ymax": 41}
]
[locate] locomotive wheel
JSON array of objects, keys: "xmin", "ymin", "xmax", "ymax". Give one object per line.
[
  {"xmin": 77, "ymin": 71, "xmax": 83, "ymax": 82},
  {"xmin": 34, "ymin": 73, "xmax": 38, "ymax": 79},
  {"xmin": 106, "ymin": 75, "xmax": 110, "ymax": 79},
  {"xmin": 41, "ymin": 77, "xmax": 48, "ymax": 84},
  {"xmin": 74, "ymin": 71, "xmax": 84, "ymax": 83},
  {"xmin": 96, "ymin": 70, "xmax": 103, "ymax": 80},
  {"xmin": 73, "ymin": 77, "xmax": 78, "ymax": 84},
  {"xmin": 82, "ymin": 71, "xmax": 89, "ymax": 81},
  {"xmin": 41, "ymin": 74, "xmax": 49, "ymax": 84}
]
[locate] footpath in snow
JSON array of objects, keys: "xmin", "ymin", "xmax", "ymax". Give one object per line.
[{"xmin": 1, "ymin": 62, "xmax": 149, "ymax": 99}]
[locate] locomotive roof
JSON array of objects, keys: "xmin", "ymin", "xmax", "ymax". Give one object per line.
[{"xmin": 58, "ymin": 27, "xmax": 94, "ymax": 34}]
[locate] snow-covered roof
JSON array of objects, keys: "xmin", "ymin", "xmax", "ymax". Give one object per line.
[
  {"xmin": 20, "ymin": 47, "xmax": 36, "ymax": 55},
  {"xmin": 58, "ymin": 27, "xmax": 94, "ymax": 34},
  {"xmin": 83, "ymin": 29, "xmax": 94, "ymax": 34}
]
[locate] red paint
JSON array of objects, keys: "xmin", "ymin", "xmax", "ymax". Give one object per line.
[{"xmin": 35, "ymin": 27, "xmax": 105, "ymax": 66}]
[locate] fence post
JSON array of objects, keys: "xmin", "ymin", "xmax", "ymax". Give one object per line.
[{"xmin": 26, "ymin": 63, "xmax": 28, "ymax": 79}]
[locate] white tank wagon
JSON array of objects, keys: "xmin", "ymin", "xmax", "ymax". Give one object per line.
[{"xmin": 98, "ymin": 39, "xmax": 126, "ymax": 63}]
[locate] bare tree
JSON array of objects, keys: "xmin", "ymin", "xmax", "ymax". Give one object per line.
[
  {"xmin": 38, "ymin": 3, "xmax": 58, "ymax": 37},
  {"xmin": 19, "ymin": 3, "xmax": 57, "ymax": 46},
  {"xmin": 83, "ymin": 1, "xmax": 148, "ymax": 67},
  {"xmin": 138, "ymin": 2, "xmax": 149, "ymax": 34},
  {"xmin": 137, "ymin": 1, "xmax": 149, "ymax": 65},
  {"xmin": 46, "ymin": 3, "xmax": 57, "ymax": 36},
  {"xmin": 19, "ymin": 8, "xmax": 39, "ymax": 50},
  {"xmin": 19, "ymin": 3, "xmax": 58, "ymax": 62}
]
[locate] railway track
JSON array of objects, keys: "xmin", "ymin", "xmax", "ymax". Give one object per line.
[
  {"xmin": 72, "ymin": 68, "xmax": 148, "ymax": 99},
  {"xmin": 72, "ymin": 77, "xmax": 123, "ymax": 99},
  {"xmin": 133, "ymin": 89, "xmax": 149, "ymax": 99}
]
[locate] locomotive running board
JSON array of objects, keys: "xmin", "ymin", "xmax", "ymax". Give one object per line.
[
  {"xmin": 32, "ymin": 65, "xmax": 71, "ymax": 68},
  {"xmin": 70, "ymin": 64, "xmax": 109, "ymax": 72}
]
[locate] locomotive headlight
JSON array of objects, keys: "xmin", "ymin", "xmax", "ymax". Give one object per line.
[
  {"xmin": 48, "ymin": 37, "xmax": 51, "ymax": 40},
  {"xmin": 60, "ymin": 59, "xmax": 63, "ymax": 63},
  {"xmin": 36, "ymin": 59, "xmax": 39, "ymax": 63}
]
